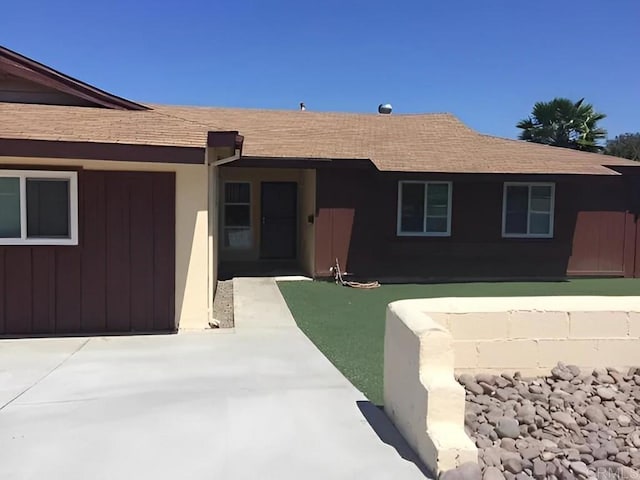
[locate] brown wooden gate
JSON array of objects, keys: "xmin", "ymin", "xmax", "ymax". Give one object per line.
[{"xmin": 0, "ymin": 170, "xmax": 175, "ymax": 335}]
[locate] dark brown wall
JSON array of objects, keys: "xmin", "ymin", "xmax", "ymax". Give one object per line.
[
  {"xmin": 315, "ymin": 168, "xmax": 636, "ymax": 280},
  {"xmin": 0, "ymin": 170, "xmax": 175, "ymax": 335}
]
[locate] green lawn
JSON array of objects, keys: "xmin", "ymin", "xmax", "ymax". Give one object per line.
[{"xmin": 278, "ymin": 279, "xmax": 640, "ymax": 405}]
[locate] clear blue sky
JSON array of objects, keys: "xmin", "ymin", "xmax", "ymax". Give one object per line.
[{"xmin": 2, "ymin": 0, "xmax": 639, "ymax": 140}]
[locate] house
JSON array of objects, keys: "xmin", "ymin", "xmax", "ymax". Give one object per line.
[{"xmin": 1, "ymin": 45, "xmax": 639, "ymax": 336}]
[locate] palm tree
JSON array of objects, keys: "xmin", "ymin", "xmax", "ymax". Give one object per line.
[{"xmin": 516, "ymin": 98, "xmax": 607, "ymax": 152}]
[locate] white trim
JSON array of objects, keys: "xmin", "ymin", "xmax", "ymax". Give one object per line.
[
  {"xmin": 0, "ymin": 170, "xmax": 78, "ymax": 246},
  {"xmin": 222, "ymin": 181, "xmax": 252, "ymax": 249},
  {"xmin": 19, "ymin": 176, "xmax": 27, "ymax": 240},
  {"xmin": 212, "ymin": 149, "xmax": 241, "ymax": 166},
  {"xmin": 397, "ymin": 181, "xmax": 453, "ymax": 237},
  {"xmin": 501, "ymin": 182, "xmax": 555, "ymax": 239}
]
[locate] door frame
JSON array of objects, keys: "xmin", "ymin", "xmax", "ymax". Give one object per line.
[{"xmin": 260, "ymin": 181, "xmax": 298, "ymax": 259}]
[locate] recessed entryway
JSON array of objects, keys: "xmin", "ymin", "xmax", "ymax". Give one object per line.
[
  {"xmin": 260, "ymin": 181, "xmax": 297, "ymax": 259},
  {"xmin": 217, "ymin": 167, "xmax": 316, "ymax": 279}
]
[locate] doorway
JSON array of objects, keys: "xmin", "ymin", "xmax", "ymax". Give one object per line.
[{"xmin": 260, "ymin": 182, "xmax": 297, "ymax": 259}]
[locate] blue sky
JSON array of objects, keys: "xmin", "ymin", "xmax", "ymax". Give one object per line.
[{"xmin": 2, "ymin": 0, "xmax": 639, "ymax": 140}]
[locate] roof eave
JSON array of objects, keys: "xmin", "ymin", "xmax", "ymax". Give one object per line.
[{"xmin": 0, "ymin": 138, "xmax": 204, "ymax": 164}]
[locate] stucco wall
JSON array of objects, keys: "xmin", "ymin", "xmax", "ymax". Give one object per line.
[
  {"xmin": 208, "ymin": 162, "xmax": 219, "ymax": 322},
  {"xmin": 402, "ymin": 296, "xmax": 640, "ymax": 375},
  {"xmin": 384, "ymin": 296, "xmax": 640, "ymax": 475},
  {"xmin": 299, "ymin": 169, "xmax": 316, "ymax": 276},
  {"xmin": 0, "ymin": 156, "xmax": 209, "ymax": 330},
  {"xmin": 384, "ymin": 300, "xmax": 477, "ymax": 476}
]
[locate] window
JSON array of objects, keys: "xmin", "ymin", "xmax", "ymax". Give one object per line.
[
  {"xmin": 223, "ymin": 182, "xmax": 251, "ymax": 248},
  {"xmin": 397, "ymin": 181, "xmax": 452, "ymax": 236},
  {"xmin": 502, "ymin": 183, "xmax": 555, "ymax": 238},
  {"xmin": 0, "ymin": 170, "xmax": 78, "ymax": 245}
]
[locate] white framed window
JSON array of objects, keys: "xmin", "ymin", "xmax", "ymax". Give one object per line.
[
  {"xmin": 502, "ymin": 182, "xmax": 555, "ymax": 238},
  {"xmin": 397, "ymin": 181, "xmax": 452, "ymax": 236},
  {"xmin": 0, "ymin": 170, "xmax": 78, "ymax": 246},
  {"xmin": 223, "ymin": 181, "xmax": 252, "ymax": 249}
]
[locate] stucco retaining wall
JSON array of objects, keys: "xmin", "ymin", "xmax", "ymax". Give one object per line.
[{"xmin": 383, "ymin": 296, "xmax": 640, "ymax": 475}]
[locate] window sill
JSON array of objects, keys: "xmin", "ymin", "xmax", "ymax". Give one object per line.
[
  {"xmin": 397, "ymin": 232, "xmax": 451, "ymax": 238},
  {"xmin": 501, "ymin": 234, "xmax": 553, "ymax": 239},
  {"xmin": 0, "ymin": 239, "xmax": 78, "ymax": 246}
]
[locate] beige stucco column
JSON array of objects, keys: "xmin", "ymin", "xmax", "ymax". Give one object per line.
[{"xmin": 174, "ymin": 163, "xmax": 210, "ymax": 329}]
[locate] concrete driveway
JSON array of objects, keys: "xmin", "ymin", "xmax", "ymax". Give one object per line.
[{"xmin": 0, "ymin": 279, "xmax": 428, "ymax": 480}]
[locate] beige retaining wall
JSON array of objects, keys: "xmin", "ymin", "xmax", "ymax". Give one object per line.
[{"xmin": 383, "ymin": 296, "xmax": 640, "ymax": 476}]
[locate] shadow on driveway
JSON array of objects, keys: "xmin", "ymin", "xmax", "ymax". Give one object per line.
[{"xmin": 356, "ymin": 400, "xmax": 433, "ymax": 478}]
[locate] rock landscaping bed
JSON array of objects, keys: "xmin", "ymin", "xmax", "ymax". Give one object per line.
[
  {"xmin": 211, "ymin": 279, "xmax": 234, "ymax": 328},
  {"xmin": 451, "ymin": 363, "xmax": 640, "ymax": 480}
]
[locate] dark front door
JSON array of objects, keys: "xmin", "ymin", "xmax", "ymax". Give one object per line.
[{"xmin": 260, "ymin": 182, "xmax": 297, "ymax": 259}]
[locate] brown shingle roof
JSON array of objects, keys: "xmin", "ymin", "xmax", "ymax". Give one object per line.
[
  {"xmin": 1, "ymin": 101, "xmax": 637, "ymax": 175},
  {"xmin": 0, "ymin": 102, "xmax": 206, "ymax": 147},
  {"xmin": 155, "ymin": 105, "xmax": 637, "ymax": 175}
]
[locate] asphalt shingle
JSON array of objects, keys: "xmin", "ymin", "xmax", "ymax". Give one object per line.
[{"xmin": 1, "ymin": 102, "xmax": 637, "ymax": 175}]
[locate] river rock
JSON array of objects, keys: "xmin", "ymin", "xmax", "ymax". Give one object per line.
[
  {"xmin": 532, "ymin": 458, "xmax": 546, "ymax": 479},
  {"xmin": 615, "ymin": 451, "xmax": 631, "ymax": 465},
  {"xmin": 617, "ymin": 414, "xmax": 631, "ymax": 427},
  {"xmin": 478, "ymin": 423, "xmax": 494, "ymax": 437},
  {"xmin": 459, "ymin": 374, "xmax": 476, "ymax": 386},
  {"xmin": 598, "ymin": 374, "xmax": 616, "ymax": 384},
  {"xmin": 483, "ymin": 467, "xmax": 505, "ymax": 480},
  {"xmin": 476, "ymin": 373, "xmax": 497, "ymax": 385},
  {"xmin": 460, "ymin": 364, "xmax": 640, "ymax": 480},
  {"xmin": 441, "ymin": 462, "xmax": 482, "ymax": 480},
  {"xmin": 551, "ymin": 412, "xmax": 577, "ymax": 430},
  {"xmin": 584, "ymin": 405, "xmax": 607, "ymax": 424},
  {"xmin": 569, "ymin": 461, "xmax": 589, "ymax": 477},
  {"xmin": 497, "ymin": 417, "xmax": 521, "ymax": 439},
  {"xmin": 596, "ymin": 387, "xmax": 616, "ymax": 401},
  {"xmin": 467, "ymin": 382, "xmax": 485, "ymax": 395},
  {"xmin": 501, "ymin": 438, "xmax": 517, "ymax": 452},
  {"xmin": 551, "ymin": 365, "xmax": 574, "ymax": 382},
  {"xmin": 483, "ymin": 447, "xmax": 502, "ymax": 467},
  {"xmin": 503, "ymin": 458, "xmax": 523, "ymax": 474}
]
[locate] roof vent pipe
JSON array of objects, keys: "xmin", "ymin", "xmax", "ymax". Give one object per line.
[{"xmin": 378, "ymin": 103, "xmax": 392, "ymax": 114}]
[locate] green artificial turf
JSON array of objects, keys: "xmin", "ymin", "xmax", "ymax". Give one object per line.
[{"xmin": 278, "ymin": 278, "xmax": 640, "ymax": 405}]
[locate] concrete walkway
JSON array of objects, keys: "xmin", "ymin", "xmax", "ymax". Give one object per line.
[
  {"xmin": 233, "ymin": 277, "xmax": 298, "ymax": 329},
  {"xmin": 0, "ymin": 278, "xmax": 428, "ymax": 479}
]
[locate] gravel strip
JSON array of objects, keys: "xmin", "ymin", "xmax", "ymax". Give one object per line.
[
  {"xmin": 444, "ymin": 363, "xmax": 640, "ymax": 480},
  {"xmin": 211, "ymin": 279, "xmax": 233, "ymax": 328}
]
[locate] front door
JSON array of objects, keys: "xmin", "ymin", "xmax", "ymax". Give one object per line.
[{"xmin": 260, "ymin": 182, "xmax": 297, "ymax": 259}]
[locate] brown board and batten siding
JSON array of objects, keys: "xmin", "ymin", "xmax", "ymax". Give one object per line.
[
  {"xmin": 314, "ymin": 168, "xmax": 636, "ymax": 280},
  {"xmin": 0, "ymin": 169, "xmax": 175, "ymax": 335}
]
